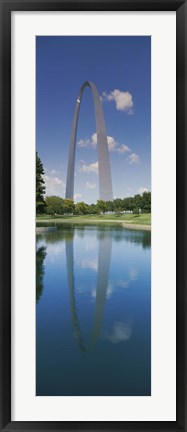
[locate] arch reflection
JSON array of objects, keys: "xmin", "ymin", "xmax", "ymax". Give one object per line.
[{"xmin": 65, "ymin": 231, "xmax": 112, "ymax": 352}]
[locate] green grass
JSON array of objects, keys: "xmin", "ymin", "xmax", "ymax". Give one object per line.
[{"xmin": 36, "ymin": 213, "xmax": 151, "ymax": 226}]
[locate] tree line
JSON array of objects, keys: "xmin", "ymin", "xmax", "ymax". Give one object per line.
[{"xmin": 36, "ymin": 152, "xmax": 151, "ymax": 216}]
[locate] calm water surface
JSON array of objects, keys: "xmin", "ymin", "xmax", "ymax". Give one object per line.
[{"xmin": 36, "ymin": 224, "xmax": 151, "ymax": 396}]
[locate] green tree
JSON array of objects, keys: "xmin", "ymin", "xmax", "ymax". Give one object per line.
[
  {"xmin": 61, "ymin": 198, "xmax": 75, "ymax": 214},
  {"xmin": 106, "ymin": 200, "xmax": 115, "ymax": 213},
  {"xmin": 113, "ymin": 198, "xmax": 124, "ymax": 213},
  {"xmin": 142, "ymin": 191, "xmax": 151, "ymax": 213},
  {"xmin": 97, "ymin": 200, "xmax": 107, "ymax": 214},
  {"xmin": 88, "ymin": 203, "xmax": 99, "ymax": 214},
  {"xmin": 36, "ymin": 152, "xmax": 46, "ymax": 214},
  {"xmin": 133, "ymin": 207, "xmax": 140, "ymax": 215},
  {"xmin": 75, "ymin": 201, "xmax": 89, "ymax": 215},
  {"xmin": 45, "ymin": 196, "xmax": 63, "ymax": 217},
  {"xmin": 123, "ymin": 197, "xmax": 134, "ymax": 212},
  {"xmin": 133, "ymin": 194, "xmax": 143, "ymax": 212}
]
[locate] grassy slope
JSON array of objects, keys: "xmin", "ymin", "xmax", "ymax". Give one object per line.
[{"xmin": 36, "ymin": 213, "xmax": 151, "ymax": 226}]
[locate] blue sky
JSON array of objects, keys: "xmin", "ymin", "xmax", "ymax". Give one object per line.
[{"xmin": 36, "ymin": 36, "xmax": 151, "ymax": 204}]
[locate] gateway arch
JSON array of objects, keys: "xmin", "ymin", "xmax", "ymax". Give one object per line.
[{"xmin": 65, "ymin": 81, "xmax": 113, "ymax": 201}]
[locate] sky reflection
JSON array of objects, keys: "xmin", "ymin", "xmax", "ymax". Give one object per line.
[{"xmin": 36, "ymin": 224, "xmax": 151, "ymax": 396}]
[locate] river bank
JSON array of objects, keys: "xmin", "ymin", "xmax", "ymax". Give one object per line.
[{"xmin": 36, "ymin": 214, "xmax": 151, "ymax": 231}]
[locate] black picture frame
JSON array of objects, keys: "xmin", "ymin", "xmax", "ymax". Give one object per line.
[{"xmin": 0, "ymin": 0, "xmax": 186, "ymax": 431}]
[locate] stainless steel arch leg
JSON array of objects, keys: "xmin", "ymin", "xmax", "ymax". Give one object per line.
[{"xmin": 65, "ymin": 81, "xmax": 113, "ymax": 201}]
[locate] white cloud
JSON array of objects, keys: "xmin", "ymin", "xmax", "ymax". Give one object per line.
[
  {"xmin": 117, "ymin": 144, "xmax": 131, "ymax": 154},
  {"xmin": 77, "ymin": 138, "xmax": 91, "ymax": 148},
  {"xmin": 78, "ymin": 133, "xmax": 117, "ymax": 151},
  {"xmin": 90, "ymin": 133, "xmax": 97, "ymax": 147},
  {"xmin": 54, "ymin": 177, "xmax": 63, "ymax": 185},
  {"xmin": 107, "ymin": 135, "xmax": 117, "ymax": 151},
  {"xmin": 44, "ymin": 175, "xmax": 65, "ymax": 196},
  {"xmin": 79, "ymin": 161, "xmax": 98, "ymax": 174},
  {"xmin": 85, "ymin": 181, "xmax": 96, "ymax": 189},
  {"xmin": 78, "ymin": 132, "xmax": 132, "ymax": 155},
  {"xmin": 137, "ymin": 187, "xmax": 148, "ymax": 195},
  {"xmin": 128, "ymin": 153, "xmax": 140, "ymax": 164},
  {"xmin": 74, "ymin": 193, "xmax": 82, "ymax": 200},
  {"xmin": 127, "ymin": 108, "xmax": 135, "ymax": 115},
  {"xmin": 77, "ymin": 134, "xmax": 97, "ymax": 149},
  {"xmin": 102, "ymin": 89, "xmax": 134, "ymax": 113},
  {"xmin": 51, "ymin": 169, "xmax": 59, "ymax": 175},
  {"xmin": 88, "ymin": 133, "xmax": 117, "ymax": 151}
]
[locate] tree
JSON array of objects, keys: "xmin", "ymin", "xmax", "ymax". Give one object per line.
[
  {"xmin": 133, "ymin": 194, "xmax": 143, "ymax": 212},
  {"xmin": 106, "ymin": 200, "xmax": 115, "ymax": 213},
  {"xmin": 75, "ymin": 201, "xmax": 89, "ymax": 215},
  {"xmin": 133, "ymin": 207, "xmax": 140, "ymax": 215},
  {"xmin": 123, "ymin": 197, "xmax": 134, "ymax": 212},
  {"xmin": 142, "ymin": 191, "xmax": 151, "ymax": 213},
  {"xmin": 61, "ymin": 198, "xmax": 75, "ymax": 214},
  {"xmin": 113, "ymin": 198, "xmax": 124, "ymax": 213},
  {"xmin": 88, "ymin": 203, "xmax": 99, "ymax": 214},
  {"xmin": 45, "ymin": 196, "xmax": 63, "ymax": 216},
  {"xmin": 36, "ymin": 152, "xmax": 46, "ymax": 214},
  {"xmin": 97, "ymin": 200, "xmax": 107, "ymax": 214}
]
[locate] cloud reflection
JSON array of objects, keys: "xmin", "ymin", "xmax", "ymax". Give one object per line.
[
  {"xmin": 81, "ymin": 259, "xmax": 98, "ymax": 271},
  {"xmin": 105, "ymin": 321, "xmax": 132, "ymax": 343}
]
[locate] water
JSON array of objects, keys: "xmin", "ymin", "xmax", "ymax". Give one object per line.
[{"xmin": 36, "ymin": 224, "xmax": 151, "ymax": 396}]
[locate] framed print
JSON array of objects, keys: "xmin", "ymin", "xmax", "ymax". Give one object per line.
[{"xmin": 0, "ymin": 0, "xmax": 186, "ymax": 431}]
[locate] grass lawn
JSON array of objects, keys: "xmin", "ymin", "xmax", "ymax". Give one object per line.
[{"xmin": 36, "ymin": 213, "xmax": 151, "ymax": 226}]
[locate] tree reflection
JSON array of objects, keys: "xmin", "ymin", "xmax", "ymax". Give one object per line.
[
  {"xmin": 36, "ymin": 246, "xmax": 47, "ymax": 303},
  {"xmin": 112, "ymin": 228, "xmax": 151, "ymax": 249},
  {"xmin": 36, "ymin": 223, "xmax": 151, "ymax": 249}
]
